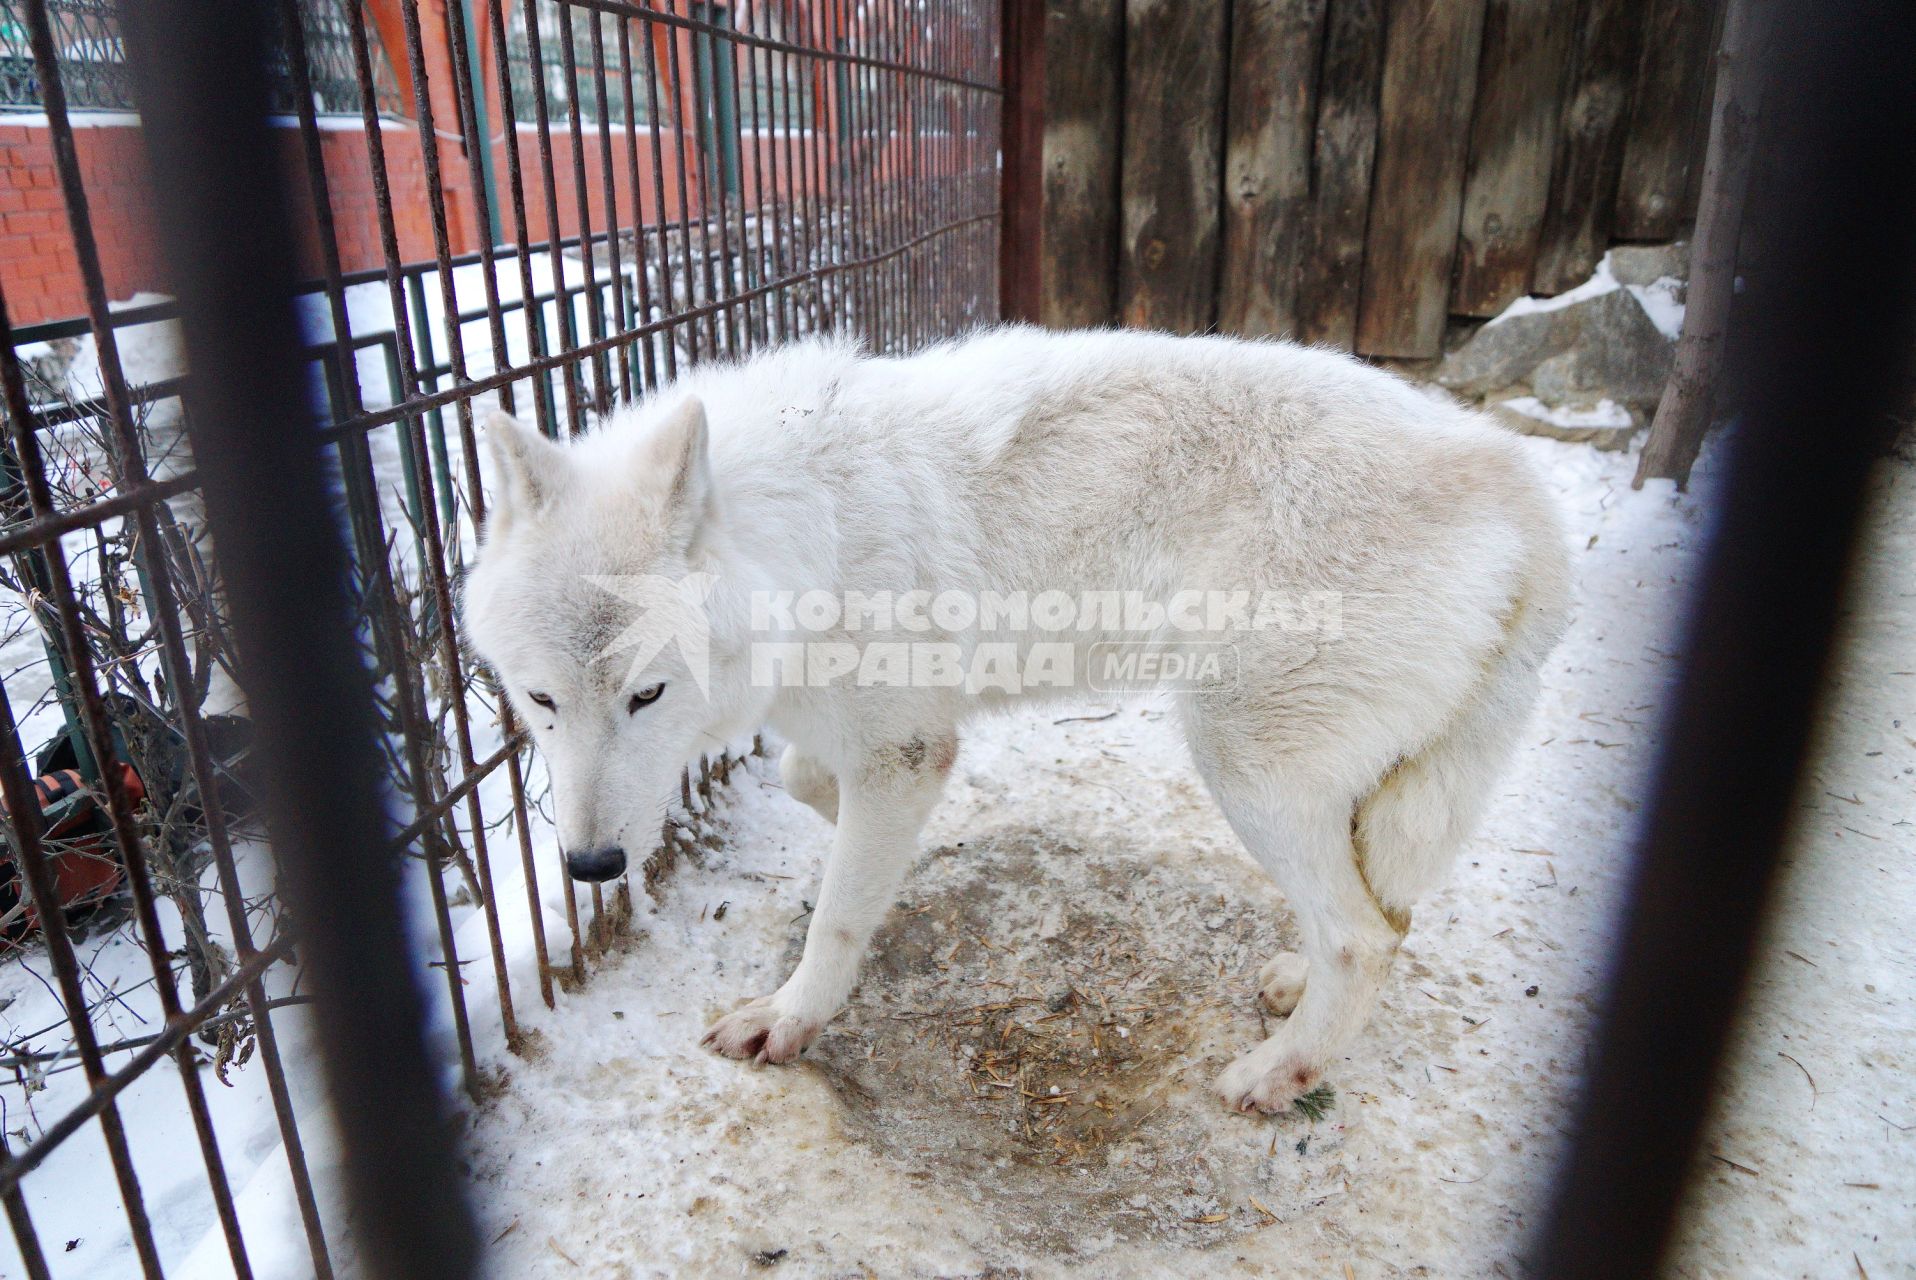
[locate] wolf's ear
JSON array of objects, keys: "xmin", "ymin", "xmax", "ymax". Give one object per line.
[
  {"xmin": 484, "ymin": 409, "xmax": 567, "ymax": 535},
  {"xmin": 645, "ymin": 396, "xmax": 713, "ymax": 548}
]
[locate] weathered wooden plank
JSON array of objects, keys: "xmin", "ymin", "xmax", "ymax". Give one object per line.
[
  {"xmin": 1614, "ymin": 0, "xmax": 1721, "ymax": 241},
  {"xmin": 1354, "ymin": 0, "xmax": 1486, "ymax": 358},
  {"xmin": 1040, "ymin": 0, "xmax": 1124, "ymax": 328},
  {"xmin": 1450, "ymin": 0, "xmax": 1578, "ymax": 317},
  {"xmin": 1532, "ymin": 0, "xmax": 1649, "ymax": 292},
  {"xmin": 1296, "ymin": 0, "xmax": 1384, "ymax": 350},
  {"xmin": 1118, "ymin": 0, "xmax": 1230, "ymax": 334},
  {"xmin": 1218, "ymin": 0, "xmax": 1328, "ymax": 337}
]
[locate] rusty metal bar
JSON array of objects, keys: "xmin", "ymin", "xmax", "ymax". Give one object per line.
[
  {"xmin": 0, "ymin": 934, "xmax": 298, "ymax": 1195},
  {"xmin": 586, "ymin": 10, "xmax": 635, "ymax": 401},
  {"xmin": 0, "ymin": 1134, "xmax": 48, "ymax": 1280},
  {"xmin": 0, "ymin": 298, "xmax": 164, "ymax": 1280},
  {"xmin": 519, "ymin": 0, "xmax": 589, "ymax": 434},
  {"xmin": 19, "ymin": 1, "xmax": 266, "ymax": 1271},
  {"xmin": 392, "ymin": 0, "xmax": 525, "ymax": 1060}
]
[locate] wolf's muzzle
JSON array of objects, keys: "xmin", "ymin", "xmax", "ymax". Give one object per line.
[{"xmin": 565, "ymin": 845, "xmax": 627, "ymax": 882}]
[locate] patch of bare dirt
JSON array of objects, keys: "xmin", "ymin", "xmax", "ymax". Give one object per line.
[{"xmin": 805, "ymin": 827, "xmax": 1339, "ymax": 1260}]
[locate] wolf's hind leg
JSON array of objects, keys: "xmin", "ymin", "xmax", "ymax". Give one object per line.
[
  {"xmin": 705, "ymin": 734, "xmax": 954, "ymax": 1064},
  {"xmin": 779, "ymin": 743, "xmax": 840, "ymax": 824},
  {"xmin": 1201, "ymin": 778, "xmax": 1407, "ymax": 1115}
]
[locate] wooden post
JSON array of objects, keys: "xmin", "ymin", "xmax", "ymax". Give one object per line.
[
  {"xmin": 1295, "ymin": 0, "xmax": 1383, "ymax": 351},
  {"xmin": 1634, "ymin": 0, "xmax": 1765, "ymax": 490},
  {"xmin": 1000, "ymin": 0, "xmax": 1046, "ymax": 323},
  {"xmin": 1218, "ymin": 0, "xmax": 1327, "ymax": 338},
  {"xmin": 1450, "ymin": 0, "xmax": 1576, "ymax": 318},
  {"xmin": 1354, "ymin": 0, "xmax": 1485, "ymax": 358},
  {"xmin": 1040, "ymin": 0, "xmax": 1122, "ymax": 328},
  {"xmin": 1118, "ymin": 0, "xmax": 1229, "ymax": 335},
  {"xmin": 1532, "ymin": 0, "xmax": 1647, "ymax": 293}
]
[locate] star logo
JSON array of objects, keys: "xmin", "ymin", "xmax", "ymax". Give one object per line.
[{"xmin": 583, "ymin": 572, "xmax": 718, "ymax": 695}]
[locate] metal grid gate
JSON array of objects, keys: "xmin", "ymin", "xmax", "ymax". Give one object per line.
[{"xmin": 0, "ymin": 1, "xmax": 1005, "ymax": 1274}]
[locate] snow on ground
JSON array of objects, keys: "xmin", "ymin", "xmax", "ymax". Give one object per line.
[
  {"xmin": 457, "ymin": 434, "xmax": 1916, "ymax": 1278},
  {"xmin": 1495, "ymin": 395, "xmax": 1636, "ymax": 431}
]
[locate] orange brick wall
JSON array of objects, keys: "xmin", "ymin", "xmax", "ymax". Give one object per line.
[
  {"xmin": 494, "ymin": 124, "xmax": 697, "ymax": 247},
  {"xmin": 0, "ymin": 119, "xmax": 161, "ymax": 327},
  {"xmin": 0, "ymin": 116, "xmax": 473, "ymax": 328},
  {"xmin": 0, "ymin": 0, "xmax": 847, "ymax": 330},
  {"xmin": 282, "ymin": 122, "xmax": 461, "ymax": 284}
]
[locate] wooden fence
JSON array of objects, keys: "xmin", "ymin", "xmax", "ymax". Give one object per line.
[{"xmin": 1038, "ymin": 0, "xmax": 1721, "ymax": 358}]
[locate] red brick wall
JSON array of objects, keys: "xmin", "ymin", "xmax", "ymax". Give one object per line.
[
  {"xmin": 495, "ymin": 124, "xmax": 698, "ymax": 247},
  {"xmin": 0, "ymin": 0, "xmax": 832, "ymax": 329},
  {"xmin": 0, "ymin": 118, "xmax": 162, "ymax": 326},
  {"xmin": 0, "ymin": 116, "xmax": 472, "ymax": 327},
  {"xmin": 282, "ymin": 122, "xmax": 454, "ymax": 283}
]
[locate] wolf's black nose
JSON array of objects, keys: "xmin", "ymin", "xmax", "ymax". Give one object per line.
[{"xmin": 565, "ymin": 845, "xmax": 627, "ymax": 882}]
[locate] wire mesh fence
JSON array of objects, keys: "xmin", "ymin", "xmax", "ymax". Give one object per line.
[{"xmin": 0, "ymin": 0, "xmax": 1004, "ymax": 1273}]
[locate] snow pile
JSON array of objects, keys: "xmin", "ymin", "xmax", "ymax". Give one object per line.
[
  {"xmin": 1486, "ymin": 249, "xmax": 1687, "ymax": 340},
  {"xmin": 1495, "ymin": 395, "xmax": 1635, "ymax": 430}
]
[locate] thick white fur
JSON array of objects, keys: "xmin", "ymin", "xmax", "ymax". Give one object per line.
[{"xmin": 462, "ymin": 327, "xmax": 1571, "ymax": 1114}]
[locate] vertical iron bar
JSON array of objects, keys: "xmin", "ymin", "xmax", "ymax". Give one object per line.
[
  {"xmin": 395, "ymin": 0, "xmax": 527, "ymax": 1059},
  {"xmin": 665, "ymin": 0, "xmax": 718, "ymax": 357},
  {"xmin": 486, "ymin": 0, "xmax": 559, "ymax": 434},
  {"xmin": 555, "ymin": 0, "xmax": 614, "ymax": 414},
  {"xmin": 0, "ymin": 1132, "xmax": 49, "ymax": 1280},
  {"xmin": 637, "ymin": 7, "xmax": 687, "ymax": 377},
  {"xmin": 518, "ymin": 0, "xmax": 587, "ymax": 433},
  {"xmin": 586, "ymin": 11, "xmax": 633, "ymax": 402},
  {"xmin": 615, "ymin": 13, "xmax": 666, "ymax": 388}
]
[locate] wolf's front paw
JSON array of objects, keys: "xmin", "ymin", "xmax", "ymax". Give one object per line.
[
  {"xmin": 700, "ymin": 996, "xmax": 822, "ymax": 1065},
  {"xmin": 1213, "ymin": 1048, "xmax": 1324, "ymax": 1116}
]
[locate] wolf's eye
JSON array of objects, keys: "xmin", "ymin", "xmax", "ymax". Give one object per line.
[
  {"xmin": 527, "ymin": 691, "xmax": 556, "ymax": 711},
  {"xmin": 628, "ymin": 683, "xmax": 664, "ymax": 714}
]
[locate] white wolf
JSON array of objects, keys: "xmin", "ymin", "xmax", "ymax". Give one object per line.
[{"xmin": 462, "ymin": 327, "xmax": 1569, "ymax": 1115}]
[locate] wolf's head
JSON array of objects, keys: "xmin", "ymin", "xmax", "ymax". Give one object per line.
[{"xmin": 463, "ymin": 398, "xmax": 733, "ymax": 884}]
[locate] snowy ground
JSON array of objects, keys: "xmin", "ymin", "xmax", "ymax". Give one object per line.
[{"xmin": 457, "ymin": 433, "xmax": 1916, "ymax": 1278}]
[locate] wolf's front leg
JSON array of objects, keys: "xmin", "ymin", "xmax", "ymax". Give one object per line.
[{"xmin": 703, "ymin": 735, "xmax": 954, "ymax": 1064}]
